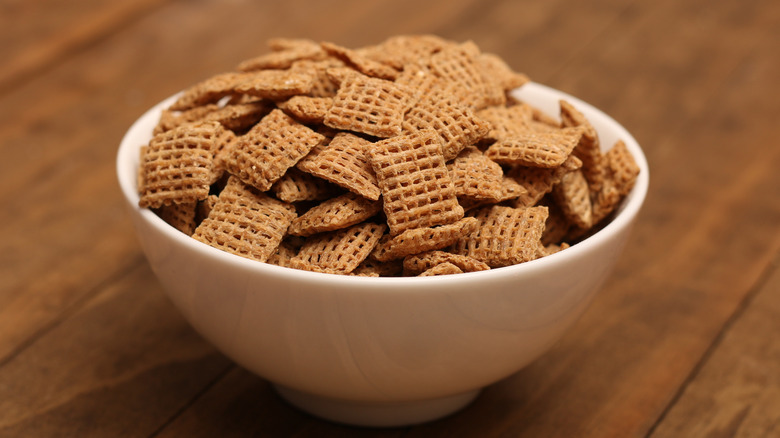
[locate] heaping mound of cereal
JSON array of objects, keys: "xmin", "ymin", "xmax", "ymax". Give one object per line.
[{"xmin": 137, "ymin": 35, "xmax": 640, "ymax": 276}]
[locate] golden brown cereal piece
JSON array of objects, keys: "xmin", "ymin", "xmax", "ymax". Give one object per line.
[
  {"xmin": 590, "ymin": 178, "xmax": 623, "ymax": 225},
  {"xmin": 429, "ymin": 42, "xmax": 493, "ymax": 109},
  {"xmin": 552, "ymin": 169, "xmax": 593, "ymax": 230},
  {"xmin": 485, "ymin": 127, "xmax": 582, "ymax": 168},
  {"xmin": 476, "ymin": 53, "xmax": 530, "ymax": 91},
  {"xmin": 289, "ymin": 222, "xmax": 386, "ymax": 275},
  {"xmin": 477, "ymin": 104, "xmax": 536, "ymax": 142},
  {"xmin": 351, "ymin": 258, "xmax": 404, "ymax": 277},
  {"xmin": 320, "ymin": 41, "xmax": 399, "ymax": 80},
  {"xmin": 418, "ymin": 262, "xmax": 464, "ymax": 276},
  {"xmin": 266, "ymin": 240, "xmax": 299, "ymax": 268},
  {"xmin": 237, "ymin": 38, "xmax": 325, "ymax": 71},
  {"xmin": 205, "ymin": 100, "xmax": 273, "ymax": 131},
  {"xmin": 223, "ymin": 109, "xmax": 325, "ymax": 191},
  {"xmin": 371, "ymin": 217, "xmax": 479, "ymax": 262},
  {"xmin": 155, "ymin": 201, "xmax": 197, "ymax": 235},
  {"xmin": 605, "ymin": 140, "xmax": 640, "ymax": 196},
  {"xmin": 451, "ymin": 205, "xmax": 549, "ymax": 267},
  {"xmin": 560, "ymin": 99, "xmax": 604, "ymax": 192},
  {"xmin": 358, "ymin": 35, "xmax": 452, "ymax": 70},
  {"xmin": 154, "ymin": 104, "xmax": 219, "ymax": 135},
  {"xmin": 271, "ymin": 168, "xmax": 341, "ymax": 203},
  {"xmin": 138, "ymin": 121, "xmax": 219, "ymax": 208},
  {"xmin": 368, "ymin": 129, "xmax": 464, "ymax": 235},
  {"xmin": 278, "ymin": 96, "xmax": 333, "ymax": 124},
  {"xmin": 402, "ymin": 96, "xmax": 490, "ymax": 160},
  {"xmin": 291, "ymin": 58, "xmax": 345, "ymax": 97},
  {"xmin": 324, "ymin": 72, "xmax": 417, "ymax": 138},
  {"xmin": 234, "ymin": 69, "xmax": 315, "ymax": 100},
  {"xmin": 196, "ymin": 194, "xmax": 219, "ymax": 223},
  {"xmin": 447, "ymin": 146, "xmax": 505, "ymax": 200},
  {"xmin": 395, "ymin": 62, "xmax": 448, "ymax": 101},
  {"xmin": 170, "ymin": 72, "xmax": 253, "ymax": 111},
  {"xmin": 403, "ymin": 250, "xmax": 490, "ymax": 276},
  {"xmin": 296, "ymin": 132, "xmax": 380, "ymax": 200},
  {"xmin": 508, "ymin": 155, "xmax": 581, "ymax": 207},
  {"xmin": 192, "ymin": 177, "xmax": 297, "ymax": 263},
  {"xmin": 288, "ymin": 192, "xmax": 382, "ymax": 237},
  {"xmin": 208, "ymin": 126, "xmax": 240, "ymax": 185}
]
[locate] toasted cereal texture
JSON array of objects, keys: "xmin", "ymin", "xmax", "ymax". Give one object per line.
[
  {"xmin": 266, "ymin": 240, "xmax": 299, "ymax": 268},
  {"xmin": 447, "ymin": 146, "xmax": 505, "ymax": 201},
  {"xmin": 368, "ymin": 129, "xmax": 464, "ymax": 235},
  {"xmin": 237, "ymin": 38, "xmax": 325, "ymax": 71},
  {"xmin": 320, "ymin": 41, "xmax": 399, "ymax": 80},
  {"xmin": 196, "ymin": 194, "xmax": 219, "ymax": 223},
  {"xmin": 296, "ymin": 132, "xmax": 381, "ymax": 200},
  {"xmin": 560, "ymin": 99, "xmax": 605, "ymax": 192},
  {"xmin": 358, "ymin": 35, "xmax": 452, "ymax": 70},
  {"xmin": 289, "ymin": 222, "xmax": 386, "ymax": 274},
  {"xmin": 324, "ymin": 72, "xmax": 417, "ymax": 138},
  {"xmin": 477, "ymin": 104, "xmax": 536, "ymax": 142},
  {"xmin": 278, "ymin": 96, "xmax": 333, "ymax": 124},
  {"xmin": 552, "ymin": 168, "xmax": 593, "ymax": 229},
  {"xmin": 591, "ymin": 178, "xmax": 623, "ymax": 225},
  {"xmin": 418, "ymin": 262, "xmax": 464, "ymax": 276},
  {"xmin": 155, "ymin": 201, "xmax": 197, "ymax": 235},
  {"xmin": 170, "ymin": 72, "xmax": 253, "ymax": 111},
  {"xmin": 271, "ymin": 168, "xmax": 341, "ymax": 203},
  {"xmin": 223, "ymin": 109, "xmax": 325, "ymax": 191},
  {"xmin": 288, "ymin": 192, "xmax": 382, "ymax": 237},
  {"xmin": 485, "ymin": 127, "xmax": 582, "ymax": 168},
  {"xmin": 429, "ymin": 42, "xmax": 496, "ymax": 109},
  {"xmin": 371, "ymin": 217, "xmax": 479, "ymax": 261},
  {"xmin": 476, "ymin": 52, "xmax": 530, "ymax": 91},
  {"xmin": 234, "ymin": 69, "xmax": 315, "ymax": 100},
  {"xmin": 605, "ymin": 140, "xmax": 640, "ymax": 196},
  {"xmin": 394, "ymin": 62, "xmax": 449, "ymax": 102},
  {"xmin": 403, "ymin": 250, "xmax": 490, "ymax": 276},
  {"xmin": 154, "ymin": 104, "xmax": 219, "ymax": 135},
  {"xmin": 208, "ymin": 127, "xmax": 240, "ymax": 185},
  {"xmin": 351, "ymin": 258, "xmax": 404, "ymax": 277},
  {"xmin": 192, "ymin": 177, "xmax": 297, "ymax": 262},
  {"xmin": 205, "ymin": 100, "xmax": 273, "ymax": 131},
  {"xmin": 451, "ymin": 205, "xmax": 549, "ymax": 267},
  {"xmin": 138, "ymin": 121, "xmax": 220, "ymax": 208},
  {"xmin": 402, "ymin": 96, "xmax": 490, "ymax": 160}
]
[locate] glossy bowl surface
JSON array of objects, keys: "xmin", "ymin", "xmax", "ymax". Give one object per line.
[{"xmin": 116, "ymin": 82, "xmax": 649, "ymax": 427}]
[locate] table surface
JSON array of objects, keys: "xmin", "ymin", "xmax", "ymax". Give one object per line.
[{"xmin": 2, "ymin": 0, "xmax": 779, "ymax": 436}]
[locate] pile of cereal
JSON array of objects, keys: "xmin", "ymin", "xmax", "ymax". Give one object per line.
[{"xmin": 137, "ymin": 35, "xmax": 640, "ymax": 276}]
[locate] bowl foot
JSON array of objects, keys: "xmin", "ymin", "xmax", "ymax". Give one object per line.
[{"xmin": 273, "ymin": 385, "xmax": 481, "ymax": 427}]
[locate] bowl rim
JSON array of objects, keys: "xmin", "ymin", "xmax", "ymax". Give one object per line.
[{"xmin": 117, "ymin": 82, "xmax": 649, "ymax": 286}]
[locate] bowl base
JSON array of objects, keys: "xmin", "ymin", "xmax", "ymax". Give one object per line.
[{"xmin": 273, "ymin": 385, "xmax": 481, "ymax": 427}]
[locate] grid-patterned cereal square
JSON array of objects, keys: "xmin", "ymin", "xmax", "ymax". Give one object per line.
[{"xmin": 289, "ymin": 222, "xmax": 386, "ymax": 275}]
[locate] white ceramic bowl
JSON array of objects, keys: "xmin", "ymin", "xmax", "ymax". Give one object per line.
[{"xmin": 117, "ymin": 83, "xmax": 648, "ymax": 427}]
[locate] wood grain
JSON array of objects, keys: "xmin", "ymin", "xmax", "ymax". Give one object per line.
[{"xmin": 1, "ymin": 0, "xmax": 779, "ymax": 436}]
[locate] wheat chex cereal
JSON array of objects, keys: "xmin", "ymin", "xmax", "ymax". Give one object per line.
[{"xmin": 139, "ymin": 35, "xmax": 640, "ymax": 276}]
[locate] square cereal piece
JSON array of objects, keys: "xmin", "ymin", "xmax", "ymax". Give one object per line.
[
  {"xmin": 234, "ymin": 69, "xmax": 316, "ymax": 100},
  {"xmin": 560, "ymin": 99, "xmax": 605, "ymax": 192},
  {"xmin": 485, "ymin": 127, "xmax": 582, "ymax": 168},
  {"xmin": 476, "ymin": 52, "xmax": 530, "ymax": 92},
  {"xmin": 552, "ymin": 168, "xmax": 593, "ymax": 230},
  {"xmin": 296, "ymin": 132, "xmax": 380, "ymax": 200},
  {"xmin": 402, "ymin": 250, "xmax": 490, "ymax": 276},
  {"xmin": 605, "ymin": 139, "xmax": 640, "ymax": 196},
  {"xmin": 138, "ymin": 121, "xmax": 220, "ymax": 208},
  {"xmin": 290, "ymin": 58, "xmax": 346, "ymax": 97},
  {"xmin": 368, "ymin": 129, "xmax": 464, "ymax": 235},
  {"xmin": 476, "ymin": 104, "xmax": 536, "ymax": 142},
  {"xmin": 357, "ymin": 35, "xmax": 452, "ymax": 70},
  {"xmin": 429, "ymin": 42, "xmax": 494, "ymax": 109},
  {"xmin": 154, "ymin": 201, "xmax": 198, "ymax": 235},
  {"xmin": 320, "ymin": 41, "xmax": 399, "ymax": 80},
  {"xmin": 224, "ymin": 109, "xmax": 325, "ymax": 191},
  {"xmin": 288, "ymin": 192, "xmax": 382, "ymax": 237},
  {"xmin": 402, "ymin": 96, "xmax": 490, "ymax": 160},
  {"xmin": 204, "ymin": 100, "xmax": 273, "ymax": 131},
  {"xmin": 371, "ymin": 217, "xmax": 479, "ymax": 262},
  {"xmin": 169, "ymin": 72, "xmax": 253, "ymax": 111},
  {"xmin": 266, "ymin": 239, "xmax": 300, "ymax": 268},
  {"xmin": 192, "ymin": 177, "xmax": 297, "ymax": 263},
  {"xmin": 237, "ymin": 38, "xmax": 326, "ymax": 71},
  {"xmin": 289, "ymin": 222, "xmax": 387, "ymax": 275},
  {"xmin": 451, "ymin": 205, "xmax": 549, "ymax": 267},
  {"xmin": 270, "ymin": 168, "xmax": 341, "ymax": 203},
  {"xmin": 278, "ymin": 96, "xmax": 333, "ymax": 124},
  {"xmin": 324, "ymin": 72, "xmax": 417, "ymax": 138},
  {"xmin": 418, "ymin": 262, "xmax": 464, "ymax": 276},
  {"xmin": 508, "ymin": 155, "xmax": 581, "ymax": 207},
  {"xmin": 447, "ymin": 146, "xmax": 505, "ymax": 201}
]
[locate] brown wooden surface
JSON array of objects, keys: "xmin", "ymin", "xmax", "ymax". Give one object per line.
[{"xmin": 1, "ymin": 0, "xmax": 779, "ymax": 436}]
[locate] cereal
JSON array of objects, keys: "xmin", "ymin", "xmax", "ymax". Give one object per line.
[{"xmin": 140, "ymin": 35, "xmax": 640, "ymax": 276}]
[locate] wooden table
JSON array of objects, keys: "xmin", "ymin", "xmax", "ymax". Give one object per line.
[{"xmin": 2, "ymin": 0, "xmax": 779, "ymax": 436}]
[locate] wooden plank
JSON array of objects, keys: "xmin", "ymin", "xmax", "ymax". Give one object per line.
[
  {"xmin": 0, "ymin": 0, "xmax": 170, "ymax": 93},
  {"xmin": 648, "ymin": 258, "xmax": 780, "ymax": 437},
  {"xmin": 0, "ymin": 263, "xmax": 232, "ymax": 437}
]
